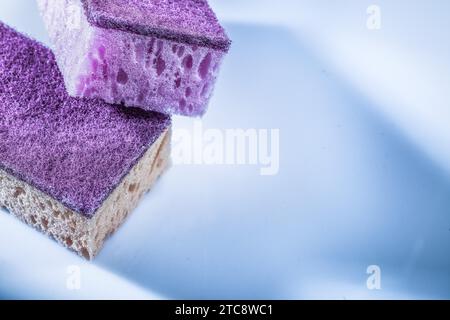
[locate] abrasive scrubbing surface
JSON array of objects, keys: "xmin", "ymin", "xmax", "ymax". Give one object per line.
[
  {"xmin": 0, "ymin": 22, "xmax": 171, "ymax": 218},
  {"xmin": 82, "ymin": 0, "xmax": 231, "ymax": 51}
]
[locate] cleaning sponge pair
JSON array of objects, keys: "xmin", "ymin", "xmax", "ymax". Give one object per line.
[{"xmin": 0, "ymin": 0, "xmax": 229, "ymax": 259}]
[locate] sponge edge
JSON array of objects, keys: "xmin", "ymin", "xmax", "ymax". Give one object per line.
[
  {"xmin": 82, "ymin": 0, "xmax": 231, "ymax": 51},
  {"xmin": 0, "ymin": 22, "xmax": 172, "ymax": 259},
  {"xmin": 0, "ymin": 21, "xmax": 171, "ymax": 217},
  {"xmin": 0, "ymin": 130, "xmax": 171, "ymax": 260},
  {"xmin": 38, "ymin": 0, "xmax": 230, "ymax": 116}
]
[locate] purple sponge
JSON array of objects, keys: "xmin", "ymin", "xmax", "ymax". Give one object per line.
[
  {"xmin": 37, "ymin": 0, "xmax": 231, "ymax": 116},
  {"xmin": 0, "ymin": 21, "xmax": 171, "ymax": 218}
]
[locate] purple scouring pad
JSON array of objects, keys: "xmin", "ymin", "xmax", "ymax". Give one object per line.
[
  {"xmin": 37, "ymin": 0, "xmax": 231, "ymax": 116},
  {"xmin": 0, "ymin": 22, "xmax": 171, "ymax": 259}
]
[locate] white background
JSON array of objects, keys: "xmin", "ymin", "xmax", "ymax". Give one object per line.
[{"xmin": 1, "ymin": 0, "xmax": 450, "ymax": 299}]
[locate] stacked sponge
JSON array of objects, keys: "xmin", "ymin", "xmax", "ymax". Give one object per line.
[
  {"xmin": 37, "ymin": 0, "xmax": 230, "ymax": 116},
  {"xmin": 0, "ymin": 0, "xmax": 229, "ymax": 259}
]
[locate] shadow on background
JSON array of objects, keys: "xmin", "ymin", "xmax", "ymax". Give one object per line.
[{"xmin": 94, "ymin": 23, "xmax": 450, "ymax": 299}]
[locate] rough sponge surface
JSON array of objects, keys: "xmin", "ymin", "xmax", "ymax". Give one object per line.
[
  {"xmin": 0, "ymin": 22, "xmax": 171, "ymax": 218},
  {"xmin": 83, "ymin": 0, "xmax": 231, "ymax": 51},
  {"xmin": 38, "ymin": 0, "xmax": 230, "ymax": 116}
]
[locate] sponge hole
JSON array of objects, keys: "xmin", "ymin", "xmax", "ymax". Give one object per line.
[
  {"xmin": 155, "ymin": 56, "xmax": 166, "ymax": 76},
  {"xmin": 156, "ymin": 40, "xmax": 164, "ymax": 56},
  {"xmin": 117, "ymin": 68, "xmax": 128, "ymax": 84},
  {"xmin": 179, "ymin": 99, "xmax": 187, "ymax": 109},
  {"xmin": 199, "ymin": 53, "xmax": 212, "ymax": 79},
  {"xmin": 185, "ymin": 87, "xmax": 192, "ymax": 97},
  {"xmin": 177, "ymin": 46, "xmax": 185, "ymax": 58},
  {"xmin": 183, "ymin": 55, "xmax": 193, "ymax": 70},
  {"xmin": 174, "ymin": 77, "xmax": 181, "ymax": 88}
]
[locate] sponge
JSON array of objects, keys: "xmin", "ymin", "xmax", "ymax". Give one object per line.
[
  {"xmin": 37, "ymin": 0, "xmax": 231, "ymax": 116},
  {"xmin": 0, "ymin": 22, "xmax": 171, "ymax": 259}
]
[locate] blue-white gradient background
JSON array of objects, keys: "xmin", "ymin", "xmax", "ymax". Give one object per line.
[{"xmin": 1, "ymin": 0, "xmax": 450, "ymax": 299}]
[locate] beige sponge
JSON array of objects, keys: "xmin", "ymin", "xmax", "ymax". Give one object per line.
[{"xmin": 0, "ymin": 129, "xmax": 171, "ymax": 260}]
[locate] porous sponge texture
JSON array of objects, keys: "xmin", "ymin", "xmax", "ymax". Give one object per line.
[
  {"xmin": 0, "ymin": 22, "xmax": 171, "ymax": 218},
  {"xmin": 38, "ymin": 0, "xmax": 229, "ymax": 116},
  {"xmin": 0, "ymin": 130, "xmax": 171, "ymax": 259}
]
